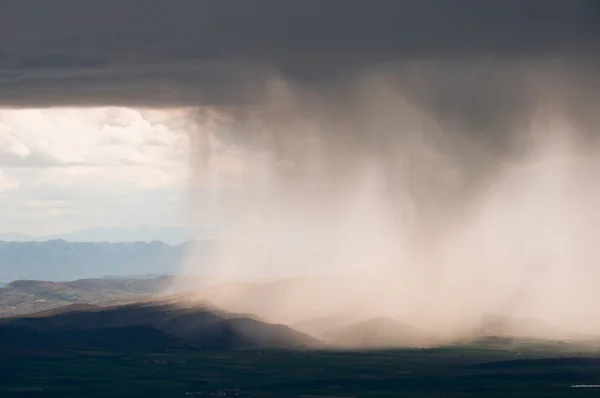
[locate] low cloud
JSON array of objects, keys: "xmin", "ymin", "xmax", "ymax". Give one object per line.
[{"xmin": 0, "ymin": 170, "xmax": 17, "ymax": 192}]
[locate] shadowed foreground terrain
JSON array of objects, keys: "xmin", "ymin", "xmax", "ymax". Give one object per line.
[
  {"xmin": 3, "ymin": 301, "xmax": 600, "ymax": 397},
  {"xmin": 3, "ymin": 340, "xmax": 600, "ymax": 397},
  {"xmin": 0, "ymin": 299, "xmax": 317, "ymax": 351}
]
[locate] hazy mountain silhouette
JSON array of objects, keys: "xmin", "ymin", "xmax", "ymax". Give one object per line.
[
  {"xmin": 322, "ymin": 317, "xmax": 430, "ymax": 348},
  {"xmin": 474, "ymin": 313, "xmax": 567, "ymax": 340},
  {"xmin": 291, "ymin": 313, "xmax": 365, "ymax": 336},
  {"xmin": 0, "ymin": 226, "xmax": 216, "ymax": 245},
  {"xmin": 0, "ymin": 239, "xmax": 214, "ymax": 282},
  {"xmin": 196, "ymin": 276, "xmax": 373, "ymax": 324}
]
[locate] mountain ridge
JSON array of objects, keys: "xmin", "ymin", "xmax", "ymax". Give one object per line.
[
  {"xmin": 0, "ymin": 225, "xmax": 217, "ymax": 246},
  {"xmin": 0, "ymin": 239, "xmax": 215, "ymax": 282},
  {"xmin": 0, "ymin": 298, "xmax": 321, "ymax": 350}
]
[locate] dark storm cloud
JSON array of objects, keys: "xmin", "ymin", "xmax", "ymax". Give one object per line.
[{"xmin": 0, "ymin": 0, "xmax": 598, "ymax": 106}]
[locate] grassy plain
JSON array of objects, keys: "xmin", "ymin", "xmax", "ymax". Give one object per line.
[{"xmin": 3, "ymin": 339, "xmax": 600, "ymax": 397}]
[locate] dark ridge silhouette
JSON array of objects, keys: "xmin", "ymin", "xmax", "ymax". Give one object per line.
[
  {"xmin": 0, "ymin": 299, "xmax": 320, "ymax": 350},
  {"xmin": 54, "ymin": 325, "xmax": 186, "ymax": 350}
]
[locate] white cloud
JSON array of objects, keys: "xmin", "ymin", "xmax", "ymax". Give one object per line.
[
  {"xmin": 0, "ymin": 107, "xmax": 192, "ymax": 189},
  {"xmin": 0, "ymin": 107, "xmax": 190, "ymax": 168},
  {"xmin": 22, "ymin": 199, "xmax": 72, "ymax": 210},
  {"xmin": 0, "ymin": 170, "xmax": 17, "ymax": 192},
  {"xmin": 0, "ymin": 107, "xmax": 194, "ymax": 234}
]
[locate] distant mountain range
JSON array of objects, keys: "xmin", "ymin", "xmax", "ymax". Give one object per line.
[
  {"xmin": 0, "ymin": 239, "xmax": 215, "ymax": 282},
  {"xmin": 0, "ymin": 225, "xmax": 217, "ymax": 246}
]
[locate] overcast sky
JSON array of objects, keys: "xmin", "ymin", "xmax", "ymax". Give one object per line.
[
  {"xmin": 0, "ymin": 1, "xmax": 598, "ymax": 235},
  {"xmin": 0, "ymin": 0, "xmax": 598, "ymax": 106}
]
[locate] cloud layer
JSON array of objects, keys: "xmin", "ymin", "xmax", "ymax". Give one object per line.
[{"xmin": 0, "ymin": 0, "xmax": 598, "ymax": 106}]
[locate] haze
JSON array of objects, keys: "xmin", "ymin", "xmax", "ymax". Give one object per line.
[{"xmin": 178, "ymin": 61, "xmax": 600, "ymax": 343}]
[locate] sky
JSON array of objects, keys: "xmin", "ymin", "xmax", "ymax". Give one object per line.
[
  {"xmin": 2, "ymin": 1, "xmax": 600, "ymax": 332},
  {"xmin": 0, "ymin": 107, "xmax": 194, "ymax": 235},
  {"xmin": 0, "ymin": 0, "xmax": 599, "ymax": 235}
]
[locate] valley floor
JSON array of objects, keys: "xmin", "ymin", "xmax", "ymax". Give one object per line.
[{"xmin": 3, "ymin": 343, "xmax": 600, "ymax": 397}]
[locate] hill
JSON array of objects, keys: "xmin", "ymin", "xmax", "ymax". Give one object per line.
[
  {"xmin": 0, "ymin": 275, "xmax": 217, "ymax": 317},
  {"xmin": 0, "ymin": 277, "xmax": 161, "ymax": 317},
  {"xmin": 0, "ymin": 239, "xmax": 214, "ymax": 281},
  {"xmin": 0, "ymin": 299, "xmax": 320, "ymax": 350}
]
